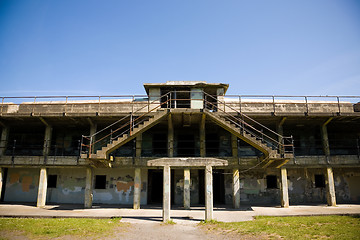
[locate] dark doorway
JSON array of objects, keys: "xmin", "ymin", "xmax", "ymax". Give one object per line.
[
  {"xmin": 148, "ymin": 169, "xmax": 163, "ymax": 204},
  {"xmin": 198, "ymin": 169, "xmax": 205, "ymax": 205},
  {"xmin": 153, "ymin": 133, "xmax": 167, "ymax": 156},
  {"xmin": 0, "ymin": 168, "xmax": 7, "ymax": 202},
  {"xmin": 213, "ymin": 169, "xmax": 225, "ymax": 204},
  {"xmin": 177, "ymin": 134, "xmax": 195, "ymax": 156}
]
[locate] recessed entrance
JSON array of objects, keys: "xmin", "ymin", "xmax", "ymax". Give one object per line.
[{"xmin": 213, "ymin": 169, "xmax": 225, "ymax": 205}]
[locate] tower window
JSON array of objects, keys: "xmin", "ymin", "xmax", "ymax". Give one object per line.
[
  {"xmin": 47, "ymin": 175, "xmax": 57, "ymax": 188},
  {"xmin": 266, "ymin": 175, "xmax": 277, "ymax": 189},
  {"xmin": 95, "ymin": 175, "xmax": 106, "ymax": 189}
]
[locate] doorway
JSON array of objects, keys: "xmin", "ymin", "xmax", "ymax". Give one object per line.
[
  {"xmin": 147, "ymin": 169, "xmax": 163, "ymax": 204},
  {"xmin": 213, "ymin": 169, "xmax": 225, "ymax": 205}
]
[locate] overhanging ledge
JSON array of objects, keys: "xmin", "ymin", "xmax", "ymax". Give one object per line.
[{"xmin": 147, "ymin": 157, "xmax": 228, "ymax": 167}]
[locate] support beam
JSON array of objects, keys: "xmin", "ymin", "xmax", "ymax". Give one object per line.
[
  {"xmin": 133, "ymin": 168, "xmax": 141, "ymax": 209},
  {"xmin": 163, "ymin": 166, "xmax": 171, "ymax": 222},
  {"xmin": 0, "ymin": 168, "xmax": 3, "ymax": 201},
  {"xmin": 84, "ymin": 167, "xmax": 93, "ymax": 208},
  {"xmin": 231, "ymin": 134, "xmax": 238, "ymax": 158},
  {"xmin": 36, "ymin": 168, "xmax": 47, "ymax": 208},
  {"xmin": 325, "ymin": 167, "xmax": 336, "ymax": 206},
  {"xmin": 0, "ymin": 126, "xmax": 9, "ymax": 156},
  {"xmin": 200, "ymin": 114, "xmax": 206, "ymax": 157},
  {"xmin": 136, "ymin": 134, "xmax": 142, "ymax": 158},
  {"xmin": 205, "ymin": 165, "xmax": 213, "ymax": 221},
  {"xmin": 280, "ymin": 168, "xmax": 289, "ymax": 208},
  {"xmin": 232, "ymin": 169, "xmax": 240, "ymax": 209},
  {"xmin": 168, "ymin": 114, "xmax": 174, "ymax": 157},
  {"xmin": 183, "ymin": 168, "xmax": 190, "ymax": 209},
  {"xmin": 43, "ymin": 125, "xmax": 52, "ymax": 157},
  {"xmin": 321, "ymin": 118, "xmax": 333, "ymax": 163}
]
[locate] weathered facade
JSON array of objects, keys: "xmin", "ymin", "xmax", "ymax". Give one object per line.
[{"xmin": 0, "ymin": 81, "xmax": 359, "ymax": 221}]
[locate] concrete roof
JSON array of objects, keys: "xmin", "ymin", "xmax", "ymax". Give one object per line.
[{"xmin": 143, "ymin": 81, "xmax": 229, "ymax": 94}]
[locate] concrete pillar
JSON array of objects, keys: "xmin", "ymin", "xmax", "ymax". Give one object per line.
[
  {"xmin": 205, "ymin": 165, "xmax": 213, "ymax": 221},
  {"xmin": 184, "ymin": 168, "xmax": 190, "ymax": 209},
  {"xmin": 0, "ymin": 168, "xmax": 3, "ymax": 201},
  {"xmin": 280, "ymin": 168, "xmax": 289, "ymax": 208},
  {"xmin": 200, "ymin": 114, "xmax": 206, "ymax": 157},
  {"xmin": 168, "ymin": 114, "xmax": 174, "ymax": 157},
  {"xmin": 133, "ymin": 168, "xmax": 141, "ymax": 209},
  {"xmin": 43, "ymin": 125, "xmax": 52, "ymax": 157},
  {"xmin": 277, "ymin": 117, "xmax": 286, "ymax": 155},
  {"xmin": 136, "ymin": 134, "xmax": 142, "ymax": 158},
  {"xmin": 84, "ymin": 167, "xmax": 93, "ymax": 208},
  {"xmin": 321, "ymin": 118, "xmax": 332, "ymax": 163},
  {"xmin": 163, "ymin": 165, "xmax": 171, "ymax": 222},
  {"xmin": 232, "ymin": 169, "xmax": 240, "ymax": 209},
  {"xmin": 0, "ymin": 127, "xmax": 9, "ymax": 156},
  {"xmin": 36, "ymin": 168, "xmax": 47, "ymax": 207},
  {"xmin": 231, "ymin": 134, "xmax": 238, "ymax": 158},
  {"xmin": 325, "ymin": 167, "xmax": 336, "ymax": 206},
  {"xmin": 89, "ymin": 121, "xmax": 97, "ymax": 154}
]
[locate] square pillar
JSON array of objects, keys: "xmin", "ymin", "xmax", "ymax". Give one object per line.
[
  {"xmin": 37, "ymin": 168, "xmax": 48, "ymax": 207},
  {"xmin": 205, "ymin": 165, "xmax": 213, "ymax": 221},
  {"xmin": 280, "ymin": 168, "xmax": 289, "ymax": 208},
  {"xmin": 43, "ymin": 125, "xmax": 52, "ymax": 161},
  {"xmin": 184, "ymin": 168, "xmax": 190, "ymax": 209},
  {"xmin": 326, "ymin": 167, "xmax": 336, "ymax": 206},
  {"xmin": 200, "ymin": 114, "xmax": 206, "ymax": 157},
  {"xmin": 168, "ymin": 114, "xmax": 174, "ymax": 157},
  {"xmin": 84, "ymin": 167, "xmax": 93, "ymax": 208},
  {"xmin": 0, "ymin": 167, "xmax": 3, "ymax": 201},
  {"xmin": 133, "ymin": 168, "xmax": 141, "ymax": 209},
  {"xmin": 232, "ymin": 169, "xmax": 240, "ymax": 209},
  {"xmin": 163, "ymin": 165, "xmax": 171, "ymax": 222},
  {"xmin": 0, "ymin": 127, "xmax": 9, "ymax": 156}
]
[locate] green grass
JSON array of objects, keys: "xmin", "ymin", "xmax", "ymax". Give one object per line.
[
  {"xmin": 0, "ymin": 217, "xmax": 127, "ymax": 239},
  {"xmin": 200, "ymin": 215, "xmax": 360, "ymax": 240}
]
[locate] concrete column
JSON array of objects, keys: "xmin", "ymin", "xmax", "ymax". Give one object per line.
[
  {"xmin": 325, "ymin": 167, "xmax": 336, "ymax": 206},
  {"xmin": 184, "ymin": 168, "xmax": 190, "ymax": 209},
  {"xmin": 43, "ymin": 125, "xmax": 52, "ymax": 157},
  {"xmin": 0, "ymin": 168, "xmax": 3, "ymax": 201},
  {"xmin": 36, "ymin": 168, "xmax": 47, "ymax": 207},
  {"xmin": 232, "ymin": 169, "xmax": 240, "ymax": 209},
  {"xmin": 136, "ymin": 134, "xmax": 142, "ymax": 158},
  {"xmin": 89, "ymin": 121, "xmax": 97, "ymax": 154},
  {"xmin": 200, "ymin": 114, "xmax": 206, "ymax": 157},
  {"xmin": 163, "ymin": 165, "xmax": 171, "ymax": 222},
  {"xmin": 280, "ymin": 168, "xmax": 289, "ymax": 208},
  {"xmin": 231, "ymin": 134, "xmax": 238, "ymax": 158},
  {"xmin": 0, "ymin": 127, "xmax": 9, "ymax": 156},
  {"xmin": 321, "ymin": 118, "xmax": 332, "ymax": 163},
  {"xmin": 84, "ymin": 167, "xmax": 93, "ymax": 208},
  {"xmin": 277, "ymin": 117, "xmax": 286, "ymax": 155},
  {"xmin": 205, "ymin": 165, "xmax": 213, "ymax": 221},
  {"xmin": 133, "ymin": 168, "xmax": 141, "ymax": 209},
  {"xmin": 168, "ymin": 114, "xmax": 174, "ymax": 157}
]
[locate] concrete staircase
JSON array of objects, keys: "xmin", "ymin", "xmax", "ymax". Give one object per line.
[
  {"xmin": 92, "ymin": 109, "xmax": 169, "ymax": 160},
  {"xmin": 204, "ymin": 110, "xmax": 292, "ymax": 168}
]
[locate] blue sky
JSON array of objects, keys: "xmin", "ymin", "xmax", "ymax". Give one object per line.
[{"xmin": 0, "ymin": 0, "xmax": 359, "ymax": 97}]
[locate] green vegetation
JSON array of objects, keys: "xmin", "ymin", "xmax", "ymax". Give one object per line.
[
  {"xmin": 0, "ymin": 217, "xmax": 127, "ymax": 239},
  {"xmin": 162, "ymin": 219, "xmax": 176, "ymax": 225},
  {"xmin": 200, "ymin": 215, "xmax": 360, "ymax": 240}
]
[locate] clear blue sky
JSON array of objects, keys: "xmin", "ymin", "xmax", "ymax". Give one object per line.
[{"xmin": 0, "ymin": 0, "xmax": 359, "ymax": 97}]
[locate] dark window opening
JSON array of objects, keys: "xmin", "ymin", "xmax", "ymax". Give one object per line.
[
  {"xmin": 266, "ymin": 175, "xmax": 277, "ymax": 189},
  {"xmin": 206, "ymin": 133, "xmax": 219, "ymax": 156},
  {"xmin": 148, "ymin": 170, "xmax": 163, "ymax": 204},
  {"xmin": 315, "ymin": 174, "xmax": 326, "ymax": 188},
  {"xmin": 95, "ymin": 175, "xmax": 106, "ymax": 189},
  {"xmin": 177, "ymin": 134, "xmax": 195, "ymax": 156},
  {"xmin": 153, "ymin": 133, "xmax": 167, "ymax": 156},
  {"xmin": 213, "ymin": 170, "xmax": 225, "ymax": 204},
  {"xmin": 47, "ymin": 175, "xmax": 57, "ymax": 188}
]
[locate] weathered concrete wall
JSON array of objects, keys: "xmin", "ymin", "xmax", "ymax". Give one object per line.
[
  {"xmin": 4, "ymin": 168, "xmax": 39, "ymax": 202},
  {"xmin": 333, "ymin": 168, "xmax": 360, "ymax": 203},
  {"xmin": 92, "ymin": 168, "xmax": 147, "ymax": 205}
]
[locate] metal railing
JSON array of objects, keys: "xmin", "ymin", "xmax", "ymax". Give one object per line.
[{"xmin": 1, "ymin": 94, "xmax": 359, "ymax": 116}]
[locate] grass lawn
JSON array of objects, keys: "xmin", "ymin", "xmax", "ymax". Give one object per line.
[
  {"xmin": 0, "ymin": 217, "xmax": 127, "ymax": 239},
  {"xmin": 201, "ymin": 215, "xmax": 360, "ymax": 240}
]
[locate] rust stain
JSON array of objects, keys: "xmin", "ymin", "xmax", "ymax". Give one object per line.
[
  {"xmin": 22, "ymin": 176, "xmax": 33, "ymax": 192},
  {"xmin": 116, "ymin": 181, "xmax": 134, "ymax": 192},
  {"xmin": 10, "ymin": 173, "xmax": 20, "ymax": 184}
]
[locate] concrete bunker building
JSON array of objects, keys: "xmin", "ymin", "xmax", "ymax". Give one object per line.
[{"xmin": 0, "ymin": 81, "xmax": 359, "ymax": 221}]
